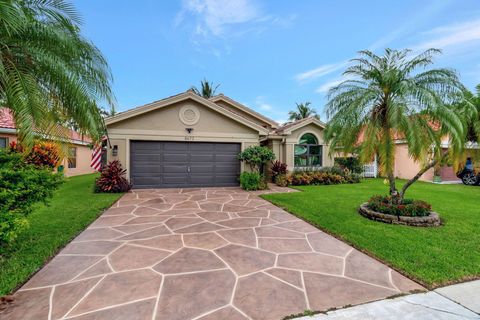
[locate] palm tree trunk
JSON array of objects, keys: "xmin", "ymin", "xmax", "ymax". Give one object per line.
[
  {"xmin": 387, "ymin": 171, "xmax": 398, "ymax": 197},
  {"xmin": 399, "ymin": 152, "xmax": 448, "ymax": 202}
]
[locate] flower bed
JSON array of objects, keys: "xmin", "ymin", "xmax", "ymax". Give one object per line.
[
  {"xmin": 359, "ymin": 195, "xmax": 441, "ymax": 227},
  {"xmin": 275, "ymin": 166, "xmax": 362, "ymax": 187}
]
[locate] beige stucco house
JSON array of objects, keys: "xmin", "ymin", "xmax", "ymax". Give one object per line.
[
  {"xmin": 0, "ymin": 108, "xmax": 95, "ymax": 177},
  {"xmin": 105, "ymin": 91, "xmax": 332, "ymax": 188}
]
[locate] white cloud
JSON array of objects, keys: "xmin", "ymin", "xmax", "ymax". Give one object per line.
[
  {"xmin": 178, "ymin": 0, "xmax": 259, "ymax": 36},
  {"xmin": 316, "ymin": 79, "xmax": 345, "ymax": 94},
  {"xmin": 258, "ymin": 103, "xmax": 272, "ymax": 111},
  {"xmin": 412, "ymin": 18, "xmax": 480, "ymax": 51},
  {"xmin": 294, "ymin": 61, "xmax": 346, "ymax": 83},
  {"xmin": 177, "ymin": 0, "xmax": 295, "ymax": 40}
]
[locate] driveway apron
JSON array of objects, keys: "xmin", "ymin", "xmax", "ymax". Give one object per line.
[{"xmin": 2, "ymin": 186, "xmax": 423, "ymax": 320}]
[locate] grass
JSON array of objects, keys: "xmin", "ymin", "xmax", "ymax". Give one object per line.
[
  {"xmin": 262, "ymin": 179, "xmax": 480, "ymax": 288},
  {"xmin": 0, "ymin": 174, "xmax": 123, "ymax": 295}
]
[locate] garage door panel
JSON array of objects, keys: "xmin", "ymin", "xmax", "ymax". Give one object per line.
[
  {"xmin": 163, "ymin": 165, "xmax": 187, "ymax": 173},
  {"xmin": 163, "ymin": 175, "xmax": 188, "ymax": 185},
  {"xmin": 193, "ymin": 154, "xmax": 215, "ymax": 162},
  {"xmin": 164, "ymin": 143, "xmax": 188, "ymax": 151},
  {"xmin": 189, "ymin": 143, "xmax": 215, "ymax": 151},
  {"xmin": 135, "ymin": 165, "xmax": 162, "ymax": 174},
  {"xmin": 133, "ymin": 154, "xmax": 162, "ymax": 162},
  {"xmin": 216, "ymin": 144, "xmax": 241, "ymax": 152},
  {"xmin": 132, "ymin": 176, "xmax": 162, "ymax": 187},
  {"xmin": 164, "ymin": 153, "xmax": 188, "ymax": 162},
  {"xmin": 190, "ymin": 165, "xmax": 214, "ymax": 173},
  {"xmin": 131, "ymin": 141, "xmax": 240, "ymax": 188}
]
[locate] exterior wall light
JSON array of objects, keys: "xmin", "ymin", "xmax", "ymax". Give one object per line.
[{"xmin": 112, "ymin": 145, "xmax": 118, "ymax": 156}]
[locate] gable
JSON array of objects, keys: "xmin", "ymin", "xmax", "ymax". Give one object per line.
[
  {"xmin": 107, "ymin": 98, "xmax": 258, "ymax": 135},
  {"xmin": 105, "ymin": 92, "xmax": 269, "ymax": 135},
  {"xmin": 210, "ymin": 96, "xmax": 278, "ymax": 129}
]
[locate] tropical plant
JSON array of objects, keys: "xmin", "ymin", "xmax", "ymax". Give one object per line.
[
  {"xmin": 288, "ymin": 102, "xmax": 320, "ymax": 121},
  {"xmin": 95, "ymin": 160, "xmax": 131, "ymax": 193},
  {"xmin": 191, "ymin": 79, "xmax": 220, "ymax": 98},
  {"xmin": 270, "ymin": 160, "xmax": 288, "ymax": 181},
  {"xmin": 0, "ymin": 0, "xmax": 115, "ymax": 147},
  {"xmin": 239, "ymin": 172, "xmax": 263, "ymax": 191},
  {"xmin": 0, "ymin": 150, "xmax": 63, "ymax": 245},
  {"xmin": 237, "ymin": 146, "xmax": 275, "ymax": 173},
  {"xmin": 325, "ymin": 48, "xmax": 471, "ymax": 203}
]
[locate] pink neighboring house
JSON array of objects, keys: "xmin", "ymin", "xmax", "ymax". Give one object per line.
[{"xmin": 0, "ymin": 108, "xmax": 96, "ymax": 176}]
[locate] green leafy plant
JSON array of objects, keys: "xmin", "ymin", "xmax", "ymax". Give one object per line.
[
  {"xmin": 288, "ymin": 167, "xmax": 361, "ymax": 186},
  {"xmin": 95, "ymin": 160, "xmax": 132, "ymax": 193},
  {"xmin": 334, "ymin": 157, "xmax": 363, "ymax": 174},
  {"xmin": 325, "ymin": 48, "xmax": 469, "ymax": 203},
  {"xmin": 275, "ymin": 174, "xmax": 291, "ymax": 187},
  {"xmin": 238, "ymin": 146, "xmax": 275, "ymax": 173},
  {"xmin": 0, "ymin": 150, "xmax": 63, "ymax": 245},
  {"xmin": 0, "ymin": 0, "xmax": 114, "ymax": 146},
  {"xmin": 270, "ymin": 160, "xmax": 288, "ymax": 181},
  {"xmin": 367, "ymin": 195, "xmax": 432, "ymax": 217},
  {"xmin": 239, "ymin": 172, "xmax": 263, "ymax": 191}
]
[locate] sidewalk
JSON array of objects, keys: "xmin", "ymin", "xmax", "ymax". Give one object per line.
[{"xmin": 297, "ymin": 280, "xmax": 480, "ymax": 320}]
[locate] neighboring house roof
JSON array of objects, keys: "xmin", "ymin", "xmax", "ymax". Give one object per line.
[
  {"xmin": 0, "ymin": 108, "xmax": 91, "ymax": 145},
  {"xmin": 0, "ymin": 108, "xmax": 15, "ymax": 129},
  {"xmin": 209, "ymin": 94, "xmax": 279, "ymax": 129},
  {"xmin": 274, "ymin": 116, "xmax": 326, "ymax": 134},
  {"xmin": 105, "ymin": 91, "xmax": 271, "ymax": 135}
]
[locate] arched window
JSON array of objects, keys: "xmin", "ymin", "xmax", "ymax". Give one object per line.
[{"xmin": 294, "ymin": 133, "xmax": 323, "ymax": 168}]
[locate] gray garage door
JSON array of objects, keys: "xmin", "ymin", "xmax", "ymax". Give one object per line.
[{"xmin": 130, "ymin": 141, "xmax": 241, "ymax": 188}]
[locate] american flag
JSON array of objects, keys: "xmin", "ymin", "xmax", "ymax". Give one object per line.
[{"xmin": 91, "ymin": 144, "xmax": 103, "ymax": 171}]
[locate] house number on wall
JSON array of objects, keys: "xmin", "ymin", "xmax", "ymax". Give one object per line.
[{"xmin": 185, "ymin": 136, "xmax": 194, "ymax": 141}]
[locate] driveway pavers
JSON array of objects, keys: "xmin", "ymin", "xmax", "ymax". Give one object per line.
[{"xmin": 1, "ymin": 186, "xmax": 423, "ymax": 320}]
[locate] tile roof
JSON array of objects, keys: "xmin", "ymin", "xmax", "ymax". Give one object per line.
[
  {"xmin": 0, "ymin": 108, "xmax": 15, "ymax": 129},
  {"xmin": 0, "ymin": 108, "xmax": 91, "ymax": 144}
]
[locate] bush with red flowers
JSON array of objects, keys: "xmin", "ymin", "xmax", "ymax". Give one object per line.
[
  {"xmin": 367, "ymin": 195, "xmax": 432, "ymax": 217},
  {"xmin": 95, "ymin": 160, "xmax": 132, "ymax": 193}
]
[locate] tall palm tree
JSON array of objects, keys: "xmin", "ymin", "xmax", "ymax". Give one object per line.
[
  {"xmin": 191, "ymin": 79, "xmax": 220, "ymax": 98},
  {"xmin": 288, "ymin": 102, "xmax": 320, "ymax": 121},
  {"xmin": 0, "ymin": 0, "xmax": 115, "ymax": 146},
  {"xmin": 325, "ymin": 48, "xmax": 471, "ymax": 202}
]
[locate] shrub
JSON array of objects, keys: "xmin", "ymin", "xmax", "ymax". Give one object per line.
[
  {"xmin": 25, "ymin": 142, "xmax": 61, "ymax": 168},
  {"xmin": 238, "ymin": 146, "xmax": 275, "ymax": 172},
  {"xmin": 239, "ymin": 172, "xmax": 263, "ymax": 191},
  {"xmin": 334, "ymin": 157, "xmax": 363, "ymax": 174},
  {"xmin": 0, "ymin": 150, "xmax": 63, "ymax": 245},
  {"xmin": 270, "ymin": 160, "xmax": 287, "ymax": 181},
  {"xmin": 10, "ymin": 141, "xmax": 60, "ymax": 169},
  {"xmin": 367, "ymin": 195, "xmax": 432, "ymax": 217},
  {"xmin": 288, "ymin": 166, "xmax": 361, "ymax": 186},
  {"xmin": 95, "ymin": 160, "xmax": 132, "ymax": 193},
  {"xmin": 275, "ymin": 174, "xmax": 292, "ymax": 187}
]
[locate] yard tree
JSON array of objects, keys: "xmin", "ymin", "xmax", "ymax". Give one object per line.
[
  {"xmin": 325, "ymin": 48, "xmax": 473, "ymax": 203},
  {"xmin": 0, "ymin": 0, "xmax": 114, "ymax": 146},
  {"xmin": 191, "ymin": 79, "xmax": 220, "ymax": 98},
  {"xmin": 288, "ymin": 102, "xmax": 320, "ymax": 121}
]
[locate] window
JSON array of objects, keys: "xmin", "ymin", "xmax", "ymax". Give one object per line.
[
  {"xmin": 68, "ymin": 147, "xmax": 77, "ymax": 168},
  {"xmin": 294, "ymin": 133, "xmax": 323, "ymax": 168},
  {"xmin": 0, "ymin": 137, "xmax": 8, "ymax": 149}
]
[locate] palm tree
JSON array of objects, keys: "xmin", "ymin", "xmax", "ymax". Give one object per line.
[
  {"xmin": 0, "ymin": 0, "xmax": 114, "ymax": 146},
  {"xmin": 191, "ymin": 79, "xmax": 220, "ymax": 98},
  {"xmin": 325, "ymin": 48, "xmax": 471, "ymax": 203},
  {"xmin": 288, "ymin": 102, "xmax": 320, "ymax": 121}
]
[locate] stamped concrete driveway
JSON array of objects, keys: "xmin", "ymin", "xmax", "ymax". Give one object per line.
[{"xmin": 3, "ymin": 186, "xmax": 422, "ymax": 320}]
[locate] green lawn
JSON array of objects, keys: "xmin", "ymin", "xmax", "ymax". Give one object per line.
[
  {"xmin": 262, "ymin": 179, "xmax": 480, "ymax": 288},
  {"xmin": 0, "ymin": 174, "xmax": 123, "ymax": 295}
]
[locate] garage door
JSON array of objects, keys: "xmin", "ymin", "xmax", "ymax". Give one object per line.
[{"xmin": 130, "ymin": 141, "xmax": 241, "ymax": 188}]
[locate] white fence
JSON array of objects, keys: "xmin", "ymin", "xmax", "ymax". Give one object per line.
[{"xmin": 363, "ymin": 156, "xmax": 378, "ymax": 178}]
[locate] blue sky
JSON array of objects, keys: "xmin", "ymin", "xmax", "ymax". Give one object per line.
[{"xmin": 74, "ymin": 0, "xmax": 480, "ymax": 123}]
